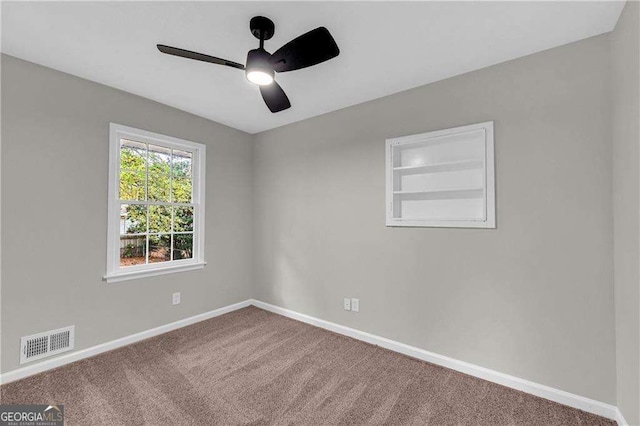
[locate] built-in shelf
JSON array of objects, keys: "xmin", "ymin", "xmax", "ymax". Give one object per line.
[
  {"xmin": 393, "ymin": 188, "xmax": 484, "ymax": 200},
  {"xmin": 393, "ymin": 159, "xmax": 483, "ymax": 175},
  {"xmin": 386, "ymin": 121, "xmax": 495, "ymax": 228}
]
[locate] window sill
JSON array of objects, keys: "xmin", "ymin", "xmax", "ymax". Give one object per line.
[{"xmin": 104, "ymin": 262, "xmax": 207, "ymax": 283}]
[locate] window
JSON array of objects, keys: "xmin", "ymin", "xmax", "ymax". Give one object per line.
[
  {"xmin": 386, "ymin": 121, "xmax": 495, "ymax": 228},
  {"xmin": 105, "ymin": 123, "xmax": 206, "ymax": 283}
]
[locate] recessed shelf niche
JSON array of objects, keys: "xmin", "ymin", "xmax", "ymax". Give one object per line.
[{"xmin": 386, "ymin": 121, "xmax": 495, "ymax": 228}]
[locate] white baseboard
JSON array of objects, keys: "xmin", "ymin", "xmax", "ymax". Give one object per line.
[
  {"xmin": 615, "ymin": 408, "xmax": 629, "ymax": 426},
  {"xmin": 0, "ymin": 299, "xmax": 251, "ymax": 385},
  {"xmin": 250, "ymin": 299, "xmax": 620, "ymax": 422}
]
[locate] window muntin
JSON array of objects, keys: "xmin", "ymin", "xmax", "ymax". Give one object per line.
[{"xmin": 106, "ymin": 124, "xmax": 205, "ymax": 282}]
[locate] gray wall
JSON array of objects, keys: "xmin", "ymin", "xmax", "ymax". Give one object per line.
[
  {"xmin": 612, "ymin": 1, "xmax": 640, "ymax": 424},
  {"xmin": 1, "ymin": 54, "xmax": 254, "ymax": 373},
  {"xmin": 253, "ymin": 35, "xmax": 616, "ymax": 404}
]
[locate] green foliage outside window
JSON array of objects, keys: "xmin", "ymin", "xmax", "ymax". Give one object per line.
[{"xmin": 119, "ymin": 141, "xmax": 194, "ymax": 263}]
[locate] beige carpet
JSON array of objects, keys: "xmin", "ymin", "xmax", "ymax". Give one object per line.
[{"xmin": 1, "ymin": 306, "xmax": 614, "ymax": 425}]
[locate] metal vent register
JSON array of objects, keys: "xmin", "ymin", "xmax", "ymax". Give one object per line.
[{"xmin": 20, "ymin": 326, "xmax": 75, "ymax": 364}]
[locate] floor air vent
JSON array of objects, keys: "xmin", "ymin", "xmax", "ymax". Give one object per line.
[{"xmin": 20, "ymin": 326, "xmax": 75, "ymax": 364}]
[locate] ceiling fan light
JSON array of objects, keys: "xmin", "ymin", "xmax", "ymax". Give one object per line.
[
  {"xmin": 246, "ymin": 48, "xmax": 275, "ymax": 86},
  {"xmin": 246, "ymin": 70, "xmax": 274, "ymax": 86}
]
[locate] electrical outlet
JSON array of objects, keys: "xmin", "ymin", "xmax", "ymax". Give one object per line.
[
  {"xmin": 351, "ymin": 298, "xmax": 360, "ymax": 312},
  {"xmin": 343, "ymin": 298, "xmax": 351, "ymax": 311},
  {"xmin": 172, "ymin": 292, "xmax": 181, "ymax": 305}
]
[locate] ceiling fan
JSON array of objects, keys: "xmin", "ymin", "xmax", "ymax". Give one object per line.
[{"xmin": 157, "ymin": 16, "xmax": 340, "ymax": 113}]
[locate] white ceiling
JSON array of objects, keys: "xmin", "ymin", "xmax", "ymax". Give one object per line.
[{"xmin": 1, "ymin": 1, "xmax": 625, "ymax": 134}]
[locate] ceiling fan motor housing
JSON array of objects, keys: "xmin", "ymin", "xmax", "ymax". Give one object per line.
[{"xmin": 246, "ymin": 48, "xmax": 274, "ymax": 80}]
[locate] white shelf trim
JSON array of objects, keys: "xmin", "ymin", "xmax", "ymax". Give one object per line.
[
  {"xmin": 393, "ymin": 159, "xmax": 484, "ymax": 174},
  {"xmin": 393, "ymin": 188, "xmax": 484, "ymax": 195},
  {"xmin": 392, "ymin": 188, "xmax": 485, "ymax": 202}
]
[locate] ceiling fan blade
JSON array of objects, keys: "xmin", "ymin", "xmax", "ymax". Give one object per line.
[
  {"xmin": 259, "ymin": 82, "xmax": 291, "ymax": 113},
  {"xmin": 157, "ymin": 45, "xmax": 245, "ymax": 70},
  {"xmin": 269, "ymin": 27, "xmax": 339, "ymax": 73}
]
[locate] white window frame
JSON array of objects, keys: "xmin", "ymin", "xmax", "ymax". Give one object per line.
[
  {"xmin": 386, "ymin": 121, "xmax": 495, "ymax": 228},
  {"xmin": 105, "ymin": 123, "xmax": 206, "ymax": 283}
]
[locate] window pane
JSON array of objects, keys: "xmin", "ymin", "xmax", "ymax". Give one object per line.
[
  {"xmin": 120, "ymin": 235, "xmax": 147, "ymax": 267},
  {"xmin": 173, "ymin": 234, "xmax": 193, "ymax": 260},
  {"xmin": 149, "ymin": 205, "xmax": 171, "ymax": 234},
  {"xmin": 172, "ymin": 177, "xmax": 192, "ymax": 203},
  {"xmin": 149, "ymin": 144, "xmax": 171, "ymax": 169},
  {"xmin": 120, "ymin": 140, "xmax": 147, "ymax": 173},
  {"xmin": 119, "ymin": 171, "xmax": 146, "ymax": 201},
  {"xmin": 121, "ymin": 204, "xmax": 147, "ymax": 234},
  {"xmin": 149, "ymin": 234, "xmax": 171, "ymax": 263},
  {"xmin": 148, "ymin": 173, "xmax": 170, "ymax": 201},
  {"xmin": 148, "ymin": 145, "xmax": 171, "ymax": 202},
  {"xmin": 173, "ymin": 206, "xmax": 193, "ymax": 232},
  {"xmin": 172, "ymin": 150, "xmax": 192, "ymax": 178}
]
